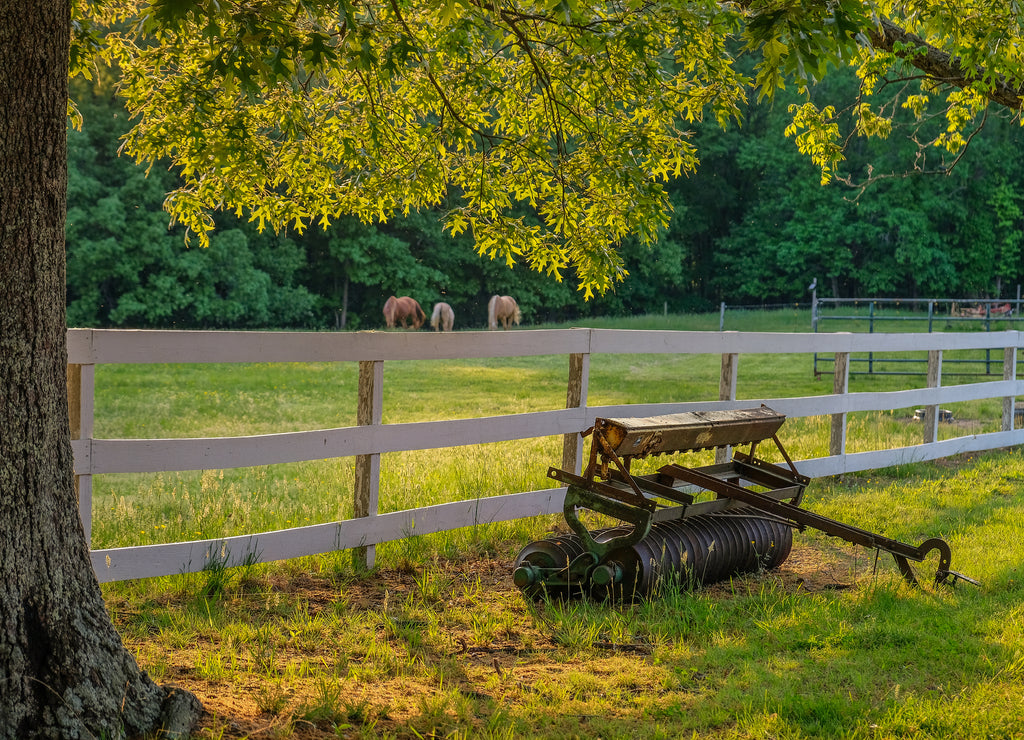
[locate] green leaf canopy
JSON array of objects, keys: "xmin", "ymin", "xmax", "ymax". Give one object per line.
[{"xmin": 82, "ymin": 0, "xmax": 1024, "ymax": 296}]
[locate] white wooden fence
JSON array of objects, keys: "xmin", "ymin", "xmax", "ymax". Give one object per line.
[{"xmin": 67, "ymin": 328, "xmax": 1024, "ymax": 583}]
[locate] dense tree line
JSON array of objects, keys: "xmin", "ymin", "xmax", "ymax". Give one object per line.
[{"xmin": 67, "ymin": 70, "xmax": 1024, "ymax": 331}]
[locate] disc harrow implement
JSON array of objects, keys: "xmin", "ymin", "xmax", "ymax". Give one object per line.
[{"xmin": 513, "ymin": 406, "xmax": 975, "ymax": 600}]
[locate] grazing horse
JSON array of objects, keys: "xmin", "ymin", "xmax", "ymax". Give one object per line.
[
  {"xmin": 382, "ymin": 295, "xmax": 426, "ymax": 329},
  {"xmin": 487, "ymin": 295, "xmax": 521, "ymax": 330},
  {"xmin": 430, "ymin": 302, "xmax": 455, "ymax": 332}
]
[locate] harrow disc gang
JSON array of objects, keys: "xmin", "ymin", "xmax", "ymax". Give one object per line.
[{"xmin": 513, "ymin": 508, "xmax": 793, "ymax": 600}]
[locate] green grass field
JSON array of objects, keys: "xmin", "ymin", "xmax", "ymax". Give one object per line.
[{"xmin": 93, "ymin": 309, "xmax": 1024, "ymax": 739}]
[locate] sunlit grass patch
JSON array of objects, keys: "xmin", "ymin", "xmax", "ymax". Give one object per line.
[{"xmin": 90, "ymin": 459, "xmax": 355, "ymax": 548}]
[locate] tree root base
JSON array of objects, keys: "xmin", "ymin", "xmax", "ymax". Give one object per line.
[{"xmin": 159, "ymin": 687, "xmax": 203, "ymax": 739}]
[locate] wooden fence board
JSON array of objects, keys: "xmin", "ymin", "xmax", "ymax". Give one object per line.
[
  {"xmin": 82, "ymin": 408, "xmax": 589, "ymax": 474},
  {"xmin": 797, "ymin": 429, "xmax": 1022, "ymax": 478},
  {"xmin": 76, "ymin": 381, "xmax": 1017, "ymax": 479},
  {"xmin": 90, "ymin": 487, "xmax": 566, "ymax": 582},
  {"xmin": 588, "ymin": 329, "xmax": 1022, "ymax": 355},
  {"xmin": 69, "ymin": 328, "xmax": 591, "ymax": 364},
  {"xmin": 71, "ymin": 327, "xmax": 1023, "ymax": 365}
]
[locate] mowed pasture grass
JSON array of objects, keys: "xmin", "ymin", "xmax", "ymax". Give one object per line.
[{"xmin": 91, "ymin": 309, "xmax": 1024, "ymax": 738}]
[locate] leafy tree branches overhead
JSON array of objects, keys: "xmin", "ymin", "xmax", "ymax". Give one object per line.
[
  {"xmin": 82, "ymin": 1, "xmax": 1024, "ymax": 297},
  {"xmin": 784, "ymin": 1, "xmax": 1024, "ymax": 184},
  {"xmin": 92, "ymin": 0, "xmax": 749, "ymax": 297}
]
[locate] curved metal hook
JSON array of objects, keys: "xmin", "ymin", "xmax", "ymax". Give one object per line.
[
  {"xmin": 892, "ymin": 537, "xmax": 952, "ymax": 587},
  {"xmin": 915, "ymin": 537, "xmax": 954, "ymax": 586}
]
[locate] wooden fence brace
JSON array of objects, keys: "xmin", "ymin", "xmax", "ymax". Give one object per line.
[
  {"xmin": 1003, "ymin": 346, "xmax": 1018, "ymax": 432},
  {"xmin": 354, "ymin": 360, "xmax": 383, "ymax": 569},
  {"xmin": 924, "ymin": 350, "xmax": 942, "ymax": 444},
  {"xmin": 561, "ymin": 352, "xmax": 590, "ymax": 475},
  {"xmin": 715, "ymin": 350, "xmax": 739, "ymax": 464},
  {"xmin": 830, "ymin": 351, "xmax": 850, "ymax": 458},
  {"xmin": 67, "ymin": 363, "xmax": 95, "ymax": 544}
]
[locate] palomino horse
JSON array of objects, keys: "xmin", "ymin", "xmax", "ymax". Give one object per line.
[
  {"xmin": 487, "ymin": 295, "xmax": 521, "ymax": 330},
  {"xmin": 430, "ymin": 302, "xmax": 455, "ymax": 332},
  {"xmin": 382, "ymin": 295, "xmax": 426, "ymax": 329}
]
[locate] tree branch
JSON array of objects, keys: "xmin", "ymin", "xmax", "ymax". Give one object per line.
[{"xmin": 866, "ymin": 16, "xmax": 1024, "ymax": 110}]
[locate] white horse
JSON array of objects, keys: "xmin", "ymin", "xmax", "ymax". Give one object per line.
[
  {"xmin": 487, "ymin": 295, "xmax": 521, "ymax": 330},
  {"xmin": 430, "ymin": 302, "xmax": 455, "ymax": 331}
]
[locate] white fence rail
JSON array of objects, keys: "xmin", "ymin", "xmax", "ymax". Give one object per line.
[{"xmin": 67, "ymin": 328, "xmax": 1024, "ymax": 582}]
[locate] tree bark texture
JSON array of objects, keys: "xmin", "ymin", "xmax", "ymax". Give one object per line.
[{"xmin": 0, "ymin": 2, "xmax": 200, "ymax": 737}]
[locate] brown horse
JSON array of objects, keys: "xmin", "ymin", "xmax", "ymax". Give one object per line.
[
  {"xmin": 383, "ymin": 295, "xmax": 426, "ymax": 329},
  {"xmin": 430, "ymin": 302, "xmax": 455, "ymax": 332},
  {"xmin": 487, "ymin": 295, "xmax": 521, "ymax": 330}
]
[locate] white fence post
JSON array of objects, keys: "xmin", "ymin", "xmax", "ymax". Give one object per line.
[
  {"xmin": 353, "ymin": 360, "xmax": 383, "ymax": 569},
  {"xmin": 716, "ymin": 351, "xmax": 739, "ymax": 463},
  {"xmin": 562, "ymin": 352, "xmax": 590, "ymax": 475},
  {"xmin": 924, "ymin": 350, "xmax": 942, "ymax": 444},
  {"xmin": 1004, "ymin": 346, "xmax": 1018, "ymax": 432},
  {"xmin": 67, "ymin": 363, "xmax": 95, "ymax": 545},
  {"xmin": 830, "ymin": 352, "xmax": 849, "ymax": 457}
]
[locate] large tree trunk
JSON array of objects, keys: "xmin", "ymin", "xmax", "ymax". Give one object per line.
[{"xmin": 0, "ymin": 2, "xmax": 201, "ymax": 737}]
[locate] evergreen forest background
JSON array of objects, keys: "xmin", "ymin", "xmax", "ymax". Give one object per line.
[{"xmin": 67, "ymin": 65, "xmax": 1024, "ymax": 332}]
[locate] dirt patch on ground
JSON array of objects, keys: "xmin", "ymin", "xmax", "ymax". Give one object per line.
[{"xmin": 131, "ymin": 540, "xmax": 875, "ymax": 739}]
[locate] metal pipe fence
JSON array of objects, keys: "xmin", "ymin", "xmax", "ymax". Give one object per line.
[{"xmin": 810, "ymin": 297, "xmax": 1024, "ymax": 377}]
